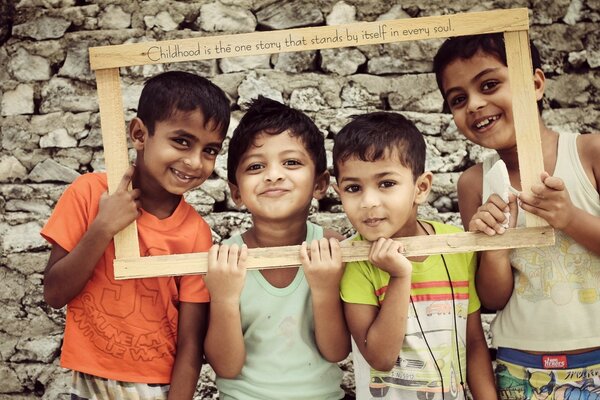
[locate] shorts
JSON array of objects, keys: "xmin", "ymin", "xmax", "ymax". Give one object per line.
[
  {"xmin": 71, "ymin": 371, "xmax": 170, "ymax": 400},
  {"xmin": 495, "ymin": 347, "xmax": 600, "ymax": 400}
]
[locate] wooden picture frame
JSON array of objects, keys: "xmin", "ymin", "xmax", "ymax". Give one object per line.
[{"xmin": 88, "ymin": 8, "xmax": 554, "ymax": 279}]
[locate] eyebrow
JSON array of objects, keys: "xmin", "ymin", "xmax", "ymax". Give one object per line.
[
  {"xmin": 242, "ymin": 148, "xmax": 309, "ymax": 161},
  {"xmin": 444, "ymin": 67, "xmax": 501, "ymax": 98},
  {"xmin": 338, "ymin": 171, "xmax": 398, "ymax": 184},
  {"xmin": 172, "ymin": 130, "xmax": 197, "ymax": 141}
]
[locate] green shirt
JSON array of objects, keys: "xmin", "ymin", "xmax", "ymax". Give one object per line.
[{"xmin": 341, "ymin": 220, "xmax": 479, "ymax": 400}]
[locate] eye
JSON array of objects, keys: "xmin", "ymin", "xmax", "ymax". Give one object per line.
[
  {"xmin": 343, "ymin": 184, "xmax": 360, "ymax": 193},
  {"xmin": 481, "ymin": 80, "xmax": 499, "ymax": 91},
  {"xmin": 204, "ymin": 146, "xmax": 220, "ymax": 156},
  {"xmin": 379, "ymin": 180, "xmax": 396, "ymax": 189},
  {"xmin": 246, "ymin": 163, "xmax": 263, "ymax": 172},
  {"xmin": 448, "ymin": 94, "xmax": 466, "ymax": 108},
  {"xmin": 283, "ymin": 159, "xmax": 302, "ymax": 167},
  {"xmin": 173, "ymin": 138, "xmax": 190, "ymax": 147}
]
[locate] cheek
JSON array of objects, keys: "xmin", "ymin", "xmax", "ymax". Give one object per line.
[{"xmin": 202, "ymin": 158, "xmax": 217, "ymax": 171}]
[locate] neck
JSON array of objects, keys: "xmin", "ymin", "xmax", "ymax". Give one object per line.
[
  {"xmin": 133, "ymin": 174, "xmax": 181, "ymax": 219},
  {"xmin": 497, "ymin": 122, "xmax": 558, "ymax": 178},
  {"xmin": 243, "ymin": 218, "xmax": 308, "ymax": 249}
]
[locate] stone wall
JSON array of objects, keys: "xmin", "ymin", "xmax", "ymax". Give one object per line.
[{"xmin": 1, "ymin": 0, "xmax": 599, "ymax": 398}]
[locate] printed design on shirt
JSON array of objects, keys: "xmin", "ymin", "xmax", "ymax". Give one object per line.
[
  {"xmin": 278, "ymin": 315, "xmax": 299, "ymax": 350},
  {"xmin": 496, "ymin": 360, "xmax": 600, "ymax": 400},
  {"xmin": 368, "ymin": 290, "xmax": 468, "ymax": 400},
  {"xmin": 512, "ymin": 230, "xmax": 600, "ymax": 305},
  {"xmin": 68, "ymin": 245, "xmax": 178, "ymax": 363},
  {"xmin": 69, "ymin": 291, "xmax": 177, "ymax": 362}
]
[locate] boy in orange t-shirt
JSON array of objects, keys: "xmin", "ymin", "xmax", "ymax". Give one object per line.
[{"xmin": 41, "ymin": 71, "xmax": 230, "ymax": 399}]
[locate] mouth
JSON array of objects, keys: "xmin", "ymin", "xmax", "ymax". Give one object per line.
[
  {"xmin": 363, "ymin": 217, "xmax": 385, "ymax": 227},
  {"xmin": 171, "ymin": 168, "xmax": 200, "ymax": 182},
  {"xmin": 260, "ymin": 188, "xmax": 289, "ymax": 197},
  {"xmin": 473, "ymin": 114, "xmax": 500, "ymax": 131}
]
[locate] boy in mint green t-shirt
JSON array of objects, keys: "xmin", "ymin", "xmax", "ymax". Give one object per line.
[{"xmin": 203, "ymin": 96, "xmax": 349, "ymax": 399}]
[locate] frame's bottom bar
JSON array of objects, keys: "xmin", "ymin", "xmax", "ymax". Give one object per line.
[{"xmin": 114, "ymin": 226, "xmax": 554, "ymax": 279}]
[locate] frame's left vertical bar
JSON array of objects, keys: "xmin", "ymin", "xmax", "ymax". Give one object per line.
[{"xmin": 95, "ymin": 67, "xmax": 140, "ymax": 261}]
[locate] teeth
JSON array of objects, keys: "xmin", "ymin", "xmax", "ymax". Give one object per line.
[
  {"xmin": 475, "ymin": 115, "xmax": 499, "ymax": 129},
  {"xmin": 173, "ymin": 169, "xmax": 193, "ymax": 180}
]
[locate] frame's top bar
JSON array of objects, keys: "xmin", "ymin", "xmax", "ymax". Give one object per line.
[{"xmin": 89, "ymin": 8, "xmax": 529, "ymax": 70}]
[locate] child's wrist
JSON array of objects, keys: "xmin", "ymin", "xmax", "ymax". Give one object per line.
[
  {"xmin": 209, "ymin": 297, "xmax": 241, "ymax": 306},
  {"xmin": 389, "ymin": 273, "xmax": 411, "ymax": 280},
  {"xmin": 88, "ymin": 219, "xmax": 117, "ymax": 242}
]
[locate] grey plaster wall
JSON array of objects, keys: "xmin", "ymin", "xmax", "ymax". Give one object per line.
[{"xmin": 0, "ymin": 0, "xmax": 598, "ymax": 398}]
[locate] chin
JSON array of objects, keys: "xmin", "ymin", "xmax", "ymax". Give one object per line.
[{"xmin": 358, "ymin": 231, "xmax": 384, "ymax": 242}]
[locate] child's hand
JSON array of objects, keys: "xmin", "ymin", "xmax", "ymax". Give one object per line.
[
  {"xmin": 95, "ymin": 166, "xmax": 141, "ymax": 237},
  {"xmin": 205, "ymin": 244, "xmax": 248, "ymax": 304},
  {"xmin": 301, "ymin": 238, "xmax": 343, "ymax": 293},
  {"xmin": 518, "ymin": 172, "xmax": 574, "ymax": 230},
  {"xmin": 368, "ymin": 238, "xmax": 412, "ymax": 279},
  {"xmin": 469, "ymin": 193, "xmax": 518, "ymax": 235}
]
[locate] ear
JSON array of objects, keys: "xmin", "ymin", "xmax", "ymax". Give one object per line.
[
  {"xmin": 228, "ymin": 182, "xmax": 244, "ymax": 207},
  {"xmin": 312, "ymin": 171, "xmax": 330, "ymax": 200},
  {"xmin": 414, "ymin": 171, "xmax": 433, "ymax": 205},
  {"xmin": 533, "ymin": 68, "xmax": 546, "ymax": 101},
  {"xmin": 332, "ymin": 180, "xmax": 341, "ymax": 197},
  {"xmin": 129, "ymin": 117, "xmax": 149, "ymax": 151}
]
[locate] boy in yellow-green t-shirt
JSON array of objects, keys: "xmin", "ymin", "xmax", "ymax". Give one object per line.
[{"xmin": 333, "ymin": 112, "xmax": 497, "ymax": 400}]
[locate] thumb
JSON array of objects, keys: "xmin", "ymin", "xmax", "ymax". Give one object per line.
[
  {"xmin": 543, "ymin": 175, "xmax": 565, "ymax": 191},
  {"xmin": 508, "ymin": 193, "xmax": 519, "ymax": 228},
  {"xmin": 116, "ymin": 165, "xmax": 135, "ymax": 192}
]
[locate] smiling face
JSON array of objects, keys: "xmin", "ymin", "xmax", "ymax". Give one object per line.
[
  {"xmin": 230, "ymin": 130, "xmax": 328, "ymax": 223},
  {"xmin": 441, "ymin": 51, "xmax": 518, "ymax": 151},
  {"xmin": 335, "ymin": 149, "xmax": 431, "ymax": 241},
  {"xmin": 131, "ymin": 108, "xmax": 224, "ymax": 198},
  {"xmin": 441, "ymin": 51, "xmax": 547, "ymax": 152}
]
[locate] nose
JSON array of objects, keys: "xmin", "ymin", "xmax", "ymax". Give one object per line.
[
  {"xmin": 264, "ymin": 163, "xmax": 284, "ymax": 182},
  {"xmin": 467, "ymin": 93, "xmax": 486, "ymax": 113},
  {"xmin": 360, "ymin": 188, "xmax": 380, "ymax": 209},
  {"xmin": 183, "ymin": 150, "xmax": 203, "ymax": 170}
]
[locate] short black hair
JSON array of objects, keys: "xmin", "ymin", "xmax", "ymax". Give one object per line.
[
  {"xmin": 333, "ymin": 112, "xmax": 426, "ymax": 180},
  {"xmin": 227, "ymin": 96, "xmax": 326, "ymax": 185},
  {"xmin": 136, "ymin": 71, "xmax": 230, "ymax": 137},
  {"xmin": 433, "ymin": 33, "xmax": 543, "ymax": 113}
]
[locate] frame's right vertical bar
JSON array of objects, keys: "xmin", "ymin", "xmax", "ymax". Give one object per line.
[{"xmin": 504, "ymin": 30, "xmax": 547, "ymax": 227}]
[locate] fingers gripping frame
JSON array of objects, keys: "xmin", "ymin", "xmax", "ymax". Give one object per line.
[{"xmin": 89, "ymin": 8, "xmax": 553, "ymax": 279}]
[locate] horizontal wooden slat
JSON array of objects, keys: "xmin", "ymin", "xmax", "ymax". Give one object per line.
[
  {"xmin": 114, "ymin": 226, "xmax": 554, "ymax": 279},
  {"xmin": 90, "ymin": 8, "xmax": 528, "ymax": 70}
]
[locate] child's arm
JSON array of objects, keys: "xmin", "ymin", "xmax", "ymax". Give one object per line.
[
  {"xmin": 458, "ymin": 168, "xmax": 515, "ymax": 310},
  {"xmin": 343, "ymin": 238, "xmax": 412, "ymax": 371},
  {"xmin": 203, "ymin": 244, "xmax": 248, "ymax": 379},
  {"xmin": 519, "ymin": 170, "xmax": 600, "ymax": 256},
  {"xmin": 301, "ymin": 238, "xmax": 350, "ymax": 362},
  {"xmin": 167, "ymin": 302, "xmax": 208, "ymax": 400},
  {"xmin": 324, "ymin": 228, "xmax": 346, "ymax": 241},
  {"xmin": 465, "ymin": 310, "xmax": 498, "ymax": 400},
  {"xmin": 44, "ymin": 167, "xmax": 141, "ymax": 308}
]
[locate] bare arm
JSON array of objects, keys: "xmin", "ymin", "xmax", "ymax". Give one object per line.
[
  {"xmin": 44, "ymin": 167, "xmax": 141, "ymax": 308},
  {"xmin": 343, "ymin": 239, "xmax": 412, "ymax": 372},
  {"xmin": 458, "ymin": 167, "xmax": 514, "ymax": 310},
  {"xmin": 302, "ymin": 238, "xmax": 350, "ymax": 362},
  {"xmin": 324, "ymin": 228, "xmax": 346, "ymax": 241},
  {"xmin": 203, "ymin": 244, "xmax": 247, "ymax": 379},
  {"xmin": 465, "ymin": 310, "xmax": 497, "ymax": 400},
  {"xmin": 168, "ymin": 302, "xmax": 208, "ymax": 400}
]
